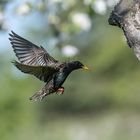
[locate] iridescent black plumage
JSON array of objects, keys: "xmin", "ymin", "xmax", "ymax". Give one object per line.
[{"xmin": 9, "ymin": 31, "xmax": 88, "ymax": 101}]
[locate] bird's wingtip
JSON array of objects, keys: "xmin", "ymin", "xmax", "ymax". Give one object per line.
[
  {"xmin": 11, "ymin": 60, "xmax": 19, "ymax": 66},
  {"xmin": 8, "ymin": 37, "xmax": 12, "ymax": 41},
  {"xmin": 9, "ymin": 30, "xmax": 15, "ymax": 38},
  {"xmin": 11, "ymin": 30, "xmax": 15, "ymax": 34},
  {"xmin": 11, "ymin": 60, "xmax": 16, "ymax": 63},
  {"xmin": 9, "ymin": 30, "xmax": 16, "ymax": 36}
]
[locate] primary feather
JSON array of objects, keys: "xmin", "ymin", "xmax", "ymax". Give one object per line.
[{"xmin": 9, "ymin": 31, "xmax": 58, "ymax": 66}]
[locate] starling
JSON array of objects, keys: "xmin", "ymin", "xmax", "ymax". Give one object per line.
[{"xmin": 9, "ymin": 31, "xmax": 89, "ymax": 101}]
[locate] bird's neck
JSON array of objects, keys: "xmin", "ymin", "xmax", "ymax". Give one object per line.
[
  {"xmin": 53, "ymin": 65, "xmax": 78, "ymax": 89},
  {"xmin": 54, "ymin": 70, "xmax": 70, "ymax": 89}
]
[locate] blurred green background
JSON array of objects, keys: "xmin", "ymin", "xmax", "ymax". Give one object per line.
[{"xmin": 1, "ymin": 0, "xmax": 140, "ymax": 140}]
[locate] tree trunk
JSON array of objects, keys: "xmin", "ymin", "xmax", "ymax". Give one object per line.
[{"xmin": 108, "ymin": 0, "xmax": 140, "ymax": 60}]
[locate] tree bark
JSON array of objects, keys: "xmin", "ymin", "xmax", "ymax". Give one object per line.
[{"xmin": 108, "ymin": 0, "xmax": 140, "ymax": 60}]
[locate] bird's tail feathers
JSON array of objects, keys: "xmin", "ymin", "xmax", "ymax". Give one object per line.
[{"xmin": 29, "ymin": 88, "xmax": 51, "ymax": 101}]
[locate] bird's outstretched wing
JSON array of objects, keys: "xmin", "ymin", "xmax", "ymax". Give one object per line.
[
  {"xmin": 9, "ymin": 31, "xmax": 58, "ymax": 66},
  {"xmin": 13, "ymin": 61, "xmax": 58, "ymax": 82}
]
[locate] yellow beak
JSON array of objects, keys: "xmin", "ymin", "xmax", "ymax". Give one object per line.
[{"xmin": 82, "ymin": 65, "xmax": 89, "ymax": 70}]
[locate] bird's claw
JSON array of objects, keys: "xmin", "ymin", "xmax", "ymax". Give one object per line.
[{"xmin": 56, "ymin": 87, "xmax": 64, "ymax": 95}]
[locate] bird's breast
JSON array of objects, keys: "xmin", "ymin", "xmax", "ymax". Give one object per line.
[{"xmin": 54, "ymin": 71, "xmax": 70, "ymax": 88}]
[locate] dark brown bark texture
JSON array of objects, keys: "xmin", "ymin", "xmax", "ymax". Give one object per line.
[{"xmin": 108, "ymin": 0, "xmax": 140, "ymax": 60}]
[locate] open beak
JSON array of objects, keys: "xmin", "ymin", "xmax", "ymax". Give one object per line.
[{"xmin": 82, "ymin": 65, "xmax": 89, "ymax": 70}]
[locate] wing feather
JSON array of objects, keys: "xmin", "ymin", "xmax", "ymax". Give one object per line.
[
  {"xmin": 13, "ymin": 61, "xmax": 58, "ymax": 82},
  {"xmin": 9, "ymin": 31, "xmax": 58, "ymax": 66}
]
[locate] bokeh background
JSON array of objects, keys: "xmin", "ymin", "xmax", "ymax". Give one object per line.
[{"xmin": 1, "ymin": 0, "xmax": 140, "ymax": 140}]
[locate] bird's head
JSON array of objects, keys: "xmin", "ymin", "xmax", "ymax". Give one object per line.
[{"xmin": 67, "ymin": 61, "xmax": 89, "ymax": 71}]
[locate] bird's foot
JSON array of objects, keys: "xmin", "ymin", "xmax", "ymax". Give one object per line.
[{"xmin": 56, "ymin": 87, "xmax": 64, "ymax": 95}]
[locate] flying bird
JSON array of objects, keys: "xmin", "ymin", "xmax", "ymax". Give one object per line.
[{"xmin": 9, "ymin": 31, "xmax": 89, "ymax": 101}]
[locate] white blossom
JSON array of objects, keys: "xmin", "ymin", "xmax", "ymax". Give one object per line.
[
  {"xmin": 17, "ymin": 3, "xmax": 31, "ymax": 15},
  {"xmin": 93, "ymin": 0, "xmax": 107, "ymax": 15},
  {"xmin": 62, "ymin": 45, "xmax": 79, "ymax": 57},
  {"xmin": 71, "ymin": 12, "xmax": 92, "ymax": 31},
  {"xmin": 0, "ymin": 11, "xmax": 4, "ymax": 23}
]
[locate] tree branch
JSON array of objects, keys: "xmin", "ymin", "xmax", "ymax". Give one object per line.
[{"xmin": 108, "ymin": 0, "xmax": 140, "ymax": 60}]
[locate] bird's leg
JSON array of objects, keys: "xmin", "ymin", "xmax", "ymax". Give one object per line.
[{"xmin": 56, "ymin": 87, "xmax": 64, "ymax": 95}]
